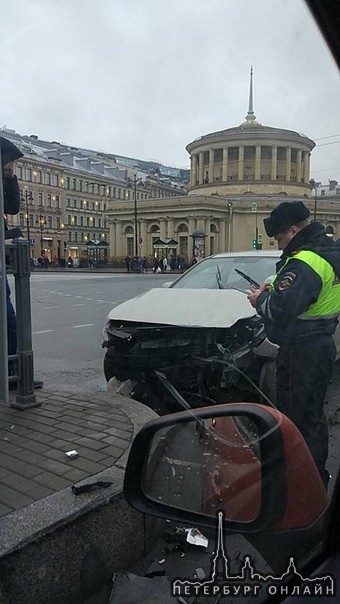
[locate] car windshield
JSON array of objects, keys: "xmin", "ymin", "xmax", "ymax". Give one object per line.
[{"xmin": 172, "ymin": 255, "xmax": 278, "ymax": 290}]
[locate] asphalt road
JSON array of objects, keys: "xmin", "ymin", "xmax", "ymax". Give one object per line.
[{"xmin": 8, "ymin": 271, "xmax": 177, "ymax": 394}]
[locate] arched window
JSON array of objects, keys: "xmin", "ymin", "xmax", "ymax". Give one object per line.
[{"xmin": 177, "ymin": 223, "xmax": 188, "ymax": 233}]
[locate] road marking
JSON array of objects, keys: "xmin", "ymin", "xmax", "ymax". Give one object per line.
[
  {"xmin": 43, "ymin": 306, "xmax": 60, "ymax": 310},
  {"xmin": 84, "ymin": 297, "xmax": 93, "ymax": 300},
  {"xmin": 33, "ymin": 329, "xmax": 55, "ymax": 334},
  {"xmin": 71, "ymin": 303, "xmax": 86, "ymax": 306},
  {"xmin": 72, "ymin": 324, "xmax": 95, "ymax": 328}
]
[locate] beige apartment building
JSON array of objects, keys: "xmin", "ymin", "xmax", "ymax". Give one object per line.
[{"xmin": 3, "ymin": 129, "xmax": 184, "ymax": 263}]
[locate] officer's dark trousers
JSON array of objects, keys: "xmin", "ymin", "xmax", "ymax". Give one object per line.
[{"xmin": 276, "ymin": 334, "xmax": 336, "ymax": 488}]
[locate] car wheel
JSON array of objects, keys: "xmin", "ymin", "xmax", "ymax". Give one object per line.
[{"xmin": 259, "ymin": 359, "xmax": 277, "ymax": 405}]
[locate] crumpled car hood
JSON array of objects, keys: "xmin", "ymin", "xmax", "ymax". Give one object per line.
[{"xmin": 106, "ymin": 288, "xmax": 256, "ymax": 328}]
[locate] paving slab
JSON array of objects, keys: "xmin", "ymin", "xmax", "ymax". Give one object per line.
[{"xmin": 0, "ymin": 390, "xmax": 136, "ymax": 518}]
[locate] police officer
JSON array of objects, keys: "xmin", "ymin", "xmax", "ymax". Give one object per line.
[{"xmin": 248, "ymin": 201, "xmax": 340, "ymax": 487}]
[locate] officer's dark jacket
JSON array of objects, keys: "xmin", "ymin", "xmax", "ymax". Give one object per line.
[{"xmin": 256, "ymin": 222, "xmax": 340, "ymax": 345}]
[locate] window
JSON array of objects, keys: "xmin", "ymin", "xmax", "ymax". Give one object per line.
[
  {"xmin": 17, "ymin": 166, "xmax": 23, "ymax": 179},
  {"xmin": 68, "ymin": 231, "xmax": 72, "ymax": 241},
  {"xmin": 55, "ymin": 195, "xmax": 60, "ymax": 208},
  {"xmin": 47, "ymin": 195, "xmax": 52, "ymax": 207},
  {"xmin": 66, "ymin": 177, "xmax": 70, "ymax": 189},
  {"xmin": 54, "ymin": 174, "xmax": 59, "ymax": 187},
  {"xmin": 74, "ymin": 216, "xmax": 77, "ymax": 226},
  {"xmin": 56, "ymin": 217, "xmax": 61, "ymax": 230},
  {"xmin": 26, "ymin": 168, "xmax": 32, "ymax": 181},
  {"xmin": 79, "ymin": 180, "xmax": 83, "ymax": 192},
  {"xmin": 73, "ymin": 199, "xmax": 77, "ymax": 208},
  {"xmin": 19, "ymin": 213, "xmax": 24, "ymax": 226},
  {"xmin": 73, "ymin": 178, "xmax": 77, "ymax": 190},
  {"xmin": 48, "ymin": 216, "xmax": 52, "ymax": 229},
  {"xmin": 68, "ymin": 215, "xmax": 71, "ymax": 225},
  {"xmin": 67, "ymin": 197, "xmax": 71, "ymax": 207},
  {"xmin": 80, "ymin": 216, "xmax": 84, "ymax": 226},
  {"xmin": 38, "ymin": 193, "xmax": 43, "ymax": 206},
  {"xmin": 38, "ymin": 171, "xmax": 42, "ymax": 183},
  {"xmin": 98, "ymin": 218, "xmax": 101, "ymax": 228},
  {"xmin": 46, "ymin": 173, "xmax": 51, "ymax": 185},
  {"xmin": 74, "ymin": 232, "xmax": 78, "ymax": 242}
]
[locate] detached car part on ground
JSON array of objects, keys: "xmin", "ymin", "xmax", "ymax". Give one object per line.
[{"xmin": 103, "ymin": 288, "xmax": 278, "ymax": 414}]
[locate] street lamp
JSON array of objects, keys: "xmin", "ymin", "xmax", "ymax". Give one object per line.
[
  {"xmin": 36, "ymin": 213, "xmax": 47, "ymax": 257},
  {"xmin": 20, "ymin": 190, "xmax": 33, "ymax": 254}
]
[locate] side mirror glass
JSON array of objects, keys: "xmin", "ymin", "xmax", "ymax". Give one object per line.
[{"xmin": 143, "ymin": 415, "xmax": 262, "ymax": 523}]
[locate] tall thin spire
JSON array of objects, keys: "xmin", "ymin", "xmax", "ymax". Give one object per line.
[
  {"xmin": 248, "ymin": 66, "xmax": 254, "ymax": 115},
  {"xmin": 245, "ymin": 66, "xmax": 257, "ymax": 124}
]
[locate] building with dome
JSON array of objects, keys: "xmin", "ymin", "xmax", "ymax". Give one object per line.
[{"xmin": 106, "ymin": 68, "xmax": 340, "ymax": 261}]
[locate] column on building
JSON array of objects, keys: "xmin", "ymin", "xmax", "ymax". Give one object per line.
[
  {"xmin": 191, "ymin": 154, "xmax": 198, "ymax": 186},
  {"xmin": 115, "ymin": 221, "xmax": 124, "ymax": 256},
  {"xmin": 198, "ymin": 152, "xmax": 204, "ymax": 185},
  {"xmin": 303, "ymin": 151, "xmax": 310, "ymax": 183},
  {"xmin": 208, "ymin": 149, "xmax": 214, "ymax": 183},
  {"xmin": 238, "ymin": 146, "xmax": 244, "ymax": 181},
  {"xmin": 108, "ymin": 220, "xmax": 116, "ymax": 257},
  {"xmin": 218, "ymin": 218, "xmax": 226, "ymax": 253},
  {"xmin": 296, "ymin": 149, "xmax": 302, "ymax": 182},
  {"xmin": 166, "ymin": 217, "xmax": 175, "ymax": 240},
  {"xmin": 255, "ymin": 145, "xmax": 261, "ymax": 180},
  {"xmin": 160, "ymin": 218, "xmax": 167, "ymax": 241},
  {"xmin": 271, "ymin": 146, "xmax": 277, "ymax": 180},
  {"xmin": 222, "ymin": 147, "xmax": 229, "ymax": 181},
  {"xmin": 285, "ymin": 147, "xmax": 292, "ymax": 182}
]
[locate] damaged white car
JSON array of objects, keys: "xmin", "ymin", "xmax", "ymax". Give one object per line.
[{"xmin": 102, "ymin": 252, "xmax": 284, "ymax": 414}]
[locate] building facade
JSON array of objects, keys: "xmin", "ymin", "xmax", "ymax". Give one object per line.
[
  {"xmin": 2, "ymin": 128, "xmax": 186, "ymax": 263},
  {"xmin": 106, "ymin": 71, "xmax": 340, "ymax": 261}
]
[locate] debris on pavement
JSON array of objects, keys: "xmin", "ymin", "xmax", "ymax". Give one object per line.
[
  {"xmin": 71, "ymin": 480, "xmax": 113, "ymax": 495},
  {"xmin": 65, "ymin": 449, "xmax": 79, "ymax": 458},
  {"xmin": 193, "ymin": 567, "xmax": 206, "ymax": 580},
  {"xmin": 185, "ymin": 527, "xmax": 209, "ymax": 548},
  {"xmin": 145, "ymin": 558, "xmax": 166, "ymax": 578}
]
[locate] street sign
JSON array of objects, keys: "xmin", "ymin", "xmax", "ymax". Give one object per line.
[{"xmin": 251, "ymin": 202, "xmax": 257, "ymax": 212}]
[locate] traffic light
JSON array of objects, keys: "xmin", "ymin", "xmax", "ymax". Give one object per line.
[{"xmin": 252, "ymin": 239, "xmax": 257, "ymax": 249}]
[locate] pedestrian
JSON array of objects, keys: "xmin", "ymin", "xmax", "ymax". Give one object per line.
[
  {"xmin": 247, "ymin": 201, "xmax": 340, "ymax": 487},
  {"xmin": 142, "ymin": 256, "xmax": 148, "ymax": 273},
  {"xmin": 153, "ymin": 257, "xmax": 159, "ymax": 273},
  {"xmin": 124, "ymin": 256, "xmax": 131, "ymax": 273},
  {"xmin": 67, "ymin": 256, "xmax": 73, "ymax": 268},
  {"xmin": 1, "ymin": 136, "xmax": 43, "ymax": 390}
]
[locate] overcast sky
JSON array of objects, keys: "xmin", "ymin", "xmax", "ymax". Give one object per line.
[{"xmin": 1, "ymin": 0, "xmax": 339, "ymax": 182}]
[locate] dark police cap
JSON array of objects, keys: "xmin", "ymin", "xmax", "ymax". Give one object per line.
[
  {"xmin": 263, "ymin": 201, "xmax": 310, "ymax": 237},
  {"xmin": 0, "ymin": 137, "xmax": 24, "ymax": 166}
]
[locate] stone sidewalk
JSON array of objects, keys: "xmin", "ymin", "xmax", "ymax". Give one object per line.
[{"xmin": 0, "ymin": 389, "xmax": 134, "ymax": 518}]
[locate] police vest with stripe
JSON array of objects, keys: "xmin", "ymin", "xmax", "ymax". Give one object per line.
[{"xmin": 271, "ymin": 250, "xmax": 340, "ymax": 320}]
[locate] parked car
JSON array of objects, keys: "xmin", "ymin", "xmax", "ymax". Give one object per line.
[{"xmin": 102, "ymin": 251, "xmax": 340, "ymax": 414}]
